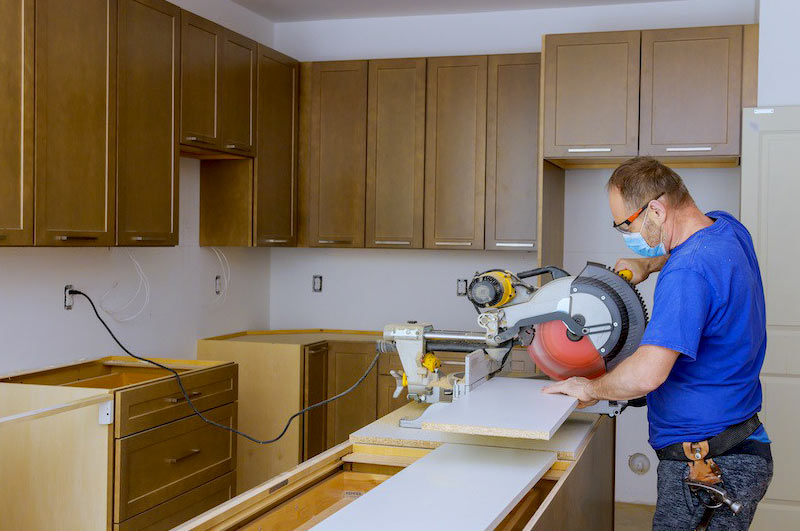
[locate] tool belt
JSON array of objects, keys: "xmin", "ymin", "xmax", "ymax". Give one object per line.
[
  {"xmin": 656, "ymin": 414, "xmax": 761, "ymax": 531},
  {"xmin": 655, "ymin": 414, "xmax": 761, "ymax": 462}
]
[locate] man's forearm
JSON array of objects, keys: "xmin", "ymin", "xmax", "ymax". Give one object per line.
[{"xmin": 585, "ymin": 345, "xmax": 678, "ymax": 401}]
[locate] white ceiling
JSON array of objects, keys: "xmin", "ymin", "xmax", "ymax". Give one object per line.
[{"xmin": 232, "ymin": 0, "xmax": 679, "ymax": 23}]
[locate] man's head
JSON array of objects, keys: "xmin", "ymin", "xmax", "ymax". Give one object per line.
[{"xmin": 607, "ymin": 157, "xmax": 695, "ymax": 254}]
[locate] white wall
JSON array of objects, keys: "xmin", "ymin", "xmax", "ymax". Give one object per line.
[
  {"xmin": 758, "ymin": 0, "xmax": 799, "ymax": 106},
  {"xmin": 269, "ymin": 0, "xmax": 756, "ymax": 505},
  {"xmin": 274, "ymin": 0, "xmax": 756, "ymax": 61},
  {"xmin": 172, "ymin": 0, "xmax": 274, "ymax": 44},
  {"xmin": 0, "ymin": 159, "xmax": 270, "ymax": 374}
]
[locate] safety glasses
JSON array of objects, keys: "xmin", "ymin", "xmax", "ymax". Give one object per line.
[{"xmin": 612, "ymin": 195, "xmax": 663, "ymax": 234}]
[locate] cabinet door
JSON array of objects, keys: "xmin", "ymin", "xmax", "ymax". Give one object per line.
[
  {"xmin": 0, "ymin": 0, "xmax": 33, "ymax": 246},
  {"xmin": 543, "ymin": 31, "xmax": 640, "ymax": 158},
  {"xmin": 365, "ymin": 58, "xmax": 426, "ymax": 249},
  {"xmin": 303, "ymin": 342, "xmax": 328, "ymax": 461},
  {"xmin": 424, "ymin": 55, "xmax": 487, "ymax": 250},
  {"xmin": 220, "ymin": 30, "xmax": 257, "ymax": 156},
  {"xmin": 254, "ymin": 46, "xmax": 298, "ymax": 247},
  {"xmin": 305, "ymin": 61, "xmax": 368, "ymax": 248},
  {"xmin": 377, "ymin": 374, "xmax": 408, "ymax": 418},
  {"xmin": 180, "ymin": 11, "xmax": 221, "ymax": 150},
  {"xmin": 35, "ymin": 0, "xmax": 116, "ymax": 246},
  {"xmin": 326, "ymin": 342, "xmax": 377, "ymax": 448},
  {"xmin": 117, "ymin": 0, "xmax": 179, "ymax": 246},
  {"xmin": 486, "ymin": 53, "xmax": 540, "ymax": 251},
  {"xmin": 640, "ymin": 26, "xmax": 742, "ymax": 157}
]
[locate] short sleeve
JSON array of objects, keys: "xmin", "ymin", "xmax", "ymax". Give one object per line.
[{"xmin": 640, "ymin": 269, "xmax": 713, "ymax": 360}]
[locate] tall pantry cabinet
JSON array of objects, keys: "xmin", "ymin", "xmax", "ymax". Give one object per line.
[{"xmin": 0, "ymin": 0, "xmax": 34, "ymax": 246}]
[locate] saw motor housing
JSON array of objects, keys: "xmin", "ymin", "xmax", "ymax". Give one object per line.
[{"xmin": 381, "ymin": 262, "xmax": 648, "ymax": 408}]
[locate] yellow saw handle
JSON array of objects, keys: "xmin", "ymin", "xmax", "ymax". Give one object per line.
[{"xmin": 618, "ymin": 269, "xmax": 633, "ymax": 282}]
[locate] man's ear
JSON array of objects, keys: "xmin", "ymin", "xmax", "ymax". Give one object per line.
[{"xmin": 648, "ymin": 199, "xmax": 667, "ymax": 223}]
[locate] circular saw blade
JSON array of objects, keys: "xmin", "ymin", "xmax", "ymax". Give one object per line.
[{"xmin": 527, "ymin": 320, "xmax": 606, "ymax": 381}]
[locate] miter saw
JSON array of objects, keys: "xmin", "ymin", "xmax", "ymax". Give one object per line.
[{"xmin": 377, "ymin": 262, "xmax": 648, "ymax": 426}]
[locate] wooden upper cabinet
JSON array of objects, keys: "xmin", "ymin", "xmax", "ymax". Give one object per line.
[
  {"xmin": 543, "ymin": 31, "xmax": 640, "ymax": 159},
  {"xmin": 35, "ymin": 0, "xmax": 116, "ymax": 246},
  {"xmin": 365, "ymin": 58, "xmax": 426, "ymax": 249},
  {"xmin": 424, "ymin": 56, "xmax": 488, "ymax": 250},
  {"xmin": 254, "ymin": 46, "xmax": 298, "ymax": 247},
  {"xmin": 0, "ymin": 0, "xmax": 33, "ymax": 246},
  {"xmin": 220, "ymin": 30, "xmax": 257, "ymax": 157},
  {"xmin": 117, "ymin": 0, "xmax": 180, "ymax": 246},
  {"xmin": 640, "ymin": 26, "xmax": 743, "ymax": 157},
  {"xmin": 303, "ymin": 61, "xmax": 368, "ymax": 248},
  {"xmin": 486, "ymin": 53, "xmax": 540, "ymax": 251},
  {"xmin": 180, "ymin": 11, "xmax": 222, "ymax": 150}
]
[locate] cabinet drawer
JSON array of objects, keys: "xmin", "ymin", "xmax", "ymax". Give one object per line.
[
  {"xmin": 115, "ymin": 363, "xmax": 237, "ymax": 437},
  {"xmin": 115, "ymin": 471, "xmax": 235, "ymax": 531},
  {"xmin": 114, "ymin": 403, "xmax": 237, "ymax": 522}
]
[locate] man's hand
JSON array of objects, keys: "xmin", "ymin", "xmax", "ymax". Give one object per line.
[
  {"xmin": 542, "ymin": 377, "xmax": 599, "ymax": 408},
  {"xmin": 614, "ymin": 256, "xmax": 667, "ymax": 285}
]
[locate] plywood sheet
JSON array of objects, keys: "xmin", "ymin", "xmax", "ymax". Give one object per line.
[
  {"xmin": 350, "ymin": 402, "xmax": 595, "ymax": 460},
  {"xmin": 420, "ymin": 377, "xmax": 577, "ymax": 440},
  {"xmin": 311, "ymin": 443, "xmax": 556, "ymax": 531}
]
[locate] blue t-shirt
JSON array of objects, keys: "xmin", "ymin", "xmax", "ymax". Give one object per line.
[{"xmin": 641, "ymin": 211, "xmax": 769, "ymax": 450}]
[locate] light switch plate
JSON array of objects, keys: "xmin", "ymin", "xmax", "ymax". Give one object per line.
[{"xmin": 457, "ymin": 279, "xmax": 468, "ymax": 296}]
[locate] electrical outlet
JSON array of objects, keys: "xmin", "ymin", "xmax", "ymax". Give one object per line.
[
  {"xmin": 215, "ymin": 275, "xmax": 222, "ymax": 295},
  {"xmin": 456, "ymin": 279, "xmax": 468, "ymax": 296},
  {"xmin": 64, "ymin": 284, "xmax": 74, "ymax": 310},
  {"xmin": 312, "ymin": 275, "xmax": 323, "ymax": 292}
]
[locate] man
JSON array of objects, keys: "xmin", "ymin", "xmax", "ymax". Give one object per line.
[{"xmin": 543, "ymin": 157, "xmax": 772, "ymax": 530}]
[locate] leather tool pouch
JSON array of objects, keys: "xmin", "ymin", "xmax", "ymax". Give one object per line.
[{"xmin": 683, "ymin": 441, "xmax": 722, "ymax": 485}]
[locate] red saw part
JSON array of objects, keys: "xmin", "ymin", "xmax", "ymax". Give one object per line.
[{"xmin": 527, "ymin": 320, "xmax": 606, "ymax": 381}]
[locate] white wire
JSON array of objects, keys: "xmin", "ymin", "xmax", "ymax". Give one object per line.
[
  {"xmin": 210, "ymin": 247, "xmax": 229, "ymax": 305},
  {"xmin": 99, "ymin": 250, "xmax": 150, "ymax": 322}
]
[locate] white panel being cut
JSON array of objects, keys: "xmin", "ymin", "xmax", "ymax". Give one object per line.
[
  {"xmin": 420, "ymin": 377, "xmax": 578, "ymax": 440},
  {"xmin": 311, "ymin": 443, "xmax": 555, "ymax": 531}
]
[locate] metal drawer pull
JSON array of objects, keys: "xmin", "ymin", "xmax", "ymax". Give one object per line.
[
  {"xmin": 375, "ymin": 240, "xmax": 411, "ymax": 245},
  {"xmin": 132, "ymin": 236, "xmax": 167, "ymax": 242},
  {"xmin": 54, "ymin": 235, "xmax": 99, "ymax": 241},
  {"xmin": 665, "ymin": 147, "xmax": 712, "ymax": 152},
  {"xmin": 225, "ymin": 143, "xmax": 250, "ymax": 151},
  {"xmin": 164, "ymin": 391, "xmax": 202, "ymax": 404},
  {"xmin": 319, "ymin": 239, "xmax": 351, "ymax": 244},
  {"xmin": 495, "ymin": 242, "xmax": 535, "ymax": 248},
  {"xmin": 754, "ymin": 108, "xmax": 774, "ymax": 114},
  {"xmin": 435, "ymin": 241, "xmax": 471, "ymax": 246},
  {"xmin": 567, "ymin": 147, "xmax": 612, "ymax": 153},
  {"xmin": 185, "ymin": 136, "xmax": 215, "ymax": 145},
  {"xmin": 165, "ymin": 448, "xmax": 201, "ymax": 464},
  {"xmin": 261, "ymin": 238, "xmax": 289, "ymax": 243}
]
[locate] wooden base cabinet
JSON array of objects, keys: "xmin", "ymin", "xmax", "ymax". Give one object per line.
[{"xmin": 0, "ymin": 357, "xmax": 238, "ymax": 531}]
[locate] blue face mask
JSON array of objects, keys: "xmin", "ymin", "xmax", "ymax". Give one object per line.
[{"xmin": 622, "ymin": 211, "xmax": 667, "ymax": 257}]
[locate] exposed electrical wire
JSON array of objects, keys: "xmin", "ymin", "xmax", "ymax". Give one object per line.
[
  {"xmin": 69, "ymin": 288, "xmax": 380, "ymax": 445},
  {"xmin": 210, "ymin": 247, "xmax": 231, "ymax": 305},
  {"xmin": 99, "ymin": 250, "xmax": 151, "ymax": 322}
]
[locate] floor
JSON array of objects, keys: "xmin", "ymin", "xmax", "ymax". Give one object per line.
[{"xmin": 616, "ymin": 503, "xmax": 656, "ymax": 531}]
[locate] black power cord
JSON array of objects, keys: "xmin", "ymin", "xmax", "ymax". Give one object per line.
[{"xmin": 69, "ymin": 289, "xmax": 380, "ymax": 445}]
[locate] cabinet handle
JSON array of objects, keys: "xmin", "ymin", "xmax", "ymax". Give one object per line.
[
  {"xmin": 495, "ymin": 242, "xmax": 535, "ymax": 248},
  {"xmin": 132, "ymin": 236, "xmax": 167, "ymax": 242},
  {"xmin": 54, "ymin": 235, "xmax": 99, "ymax": 241},
  {"xmin": 435, "ymin": 241, "xmax": 472, "ymax": 246},
  {"xmin": 164, "ymin": 391, "xmax": 202, "ymax": 404},
  {"xmin": 319, "ymin": 239, "xmax": 351, "ymax": 244},
  {"xmin": 665, "ymin": 147, "xmax": 712, "ymax": 152},
  {"xmin": 375, "ymin": 240, "xmax": 411, "ymax": 245},
  {"xmin": 260, "ymin": 238, "xmax": 289, "ymax": 244},
  {"xmin": 225, "ymin": 143, "xmax": 250, "ymax": 151},
  {"xmin": 185, "ymin": 136, "xmax": 215, "ymax": 145},
  {"xmin": 307, "ymin": 345, "xmax": 327, "ymax": 354},
  {"xmin": 165, "ymin": 448, "xmax": 201, "ymax": 464},
  {"xmin": 567, "ymin": 147, "xmax": 612, "ymax": 153}
]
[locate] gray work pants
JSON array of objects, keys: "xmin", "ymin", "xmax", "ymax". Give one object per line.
[{"xmin": 652, "ymin": 451, "xmax": 773, "ymax": 530}]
